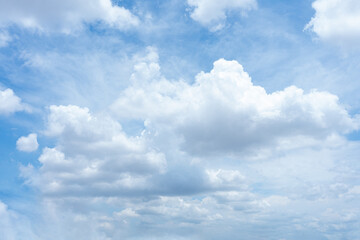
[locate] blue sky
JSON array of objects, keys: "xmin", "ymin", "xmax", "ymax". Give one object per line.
[{"xmin": 1, "ymin": 0, "xmax": 360, "ymax": 239}]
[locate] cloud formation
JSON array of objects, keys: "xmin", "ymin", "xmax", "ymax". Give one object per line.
[
  {"xmin": 187, "ymin": 0, "xmax": 257, "ymax": 30},
  {"xmin": 16, "ymin": 133, "xmax": 39, "ymax": 152},
  {"xmin": 112, "ymin": 49, "xmax": 359, "ymax": 156},
  {"xmin": 21, "ymin": 105, "xmax": 167, "ymax": 197},
  {"xmin": 306, "ymin": 0, "xmax": 360, "ymax": 46},
  {"xmin": 0, "ymin": 0, "xmax": 139, "ymax": 33},
  {"xmin": 0, "ymin": 88, "xmax": 27, "ymax": 115},
  {"xmin": 17, "ymin": 49, "xmax": 360, "ymax": 239}
]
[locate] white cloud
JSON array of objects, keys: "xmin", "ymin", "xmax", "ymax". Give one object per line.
[
  {"xmin": 0, "ymin": 0, "xmax": 139, "ymax": 33},
  {"xmin": 206, "ymin": 169, "xmax": 245, "ymax": 188},
  {"xmin": 17, "ymin": 49, "xmax": 360, "ymax": 239},
  {"xmin": 114, "ymin": 208, "xmax": 139, "ymax": 218},
  {"xmin": 21, "ymin": 105, "xmax": 167, "ymax": 197},
  {"xmin": 306, "ymin": 0, "xmax": 360, "ymax": 46},
  {"xmin": 0, "ymin": 88, "xmax": 28, "ymax": 115},
  {"xmin": 187, "ymin": 0, "xmax": 257, "ymax": 30},
  {"xmin": 16, "ymin": 133, "xmax": 39, "ymax": 152},
  {"xmin": 349, "ymin": 186, "xmax": 360, "ymax": 194},
  {"xmin": 0, "ymin": 30, "xmax": 11, "ymax": 47},
  {"xmin": 0, "ymin": 201, "xmax": 39, "ymax": 240},
  {"xmin": 111, "ymin": 49, "xmax": 359, "ymax": 156}
]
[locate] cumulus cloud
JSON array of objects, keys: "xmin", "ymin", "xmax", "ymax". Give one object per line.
[
  {"xmin": 18, "ymin": 49, "xmax": 360, "ymax": 239},
  {"xmin": 112, "ymin": 49, "xmax": 359, "ymax": 156},
  {"xmin": 187, "ymin": 0, "xmax": 257, "ymax": 30},
  {"xmin": 21, "ymin": 105, "xmax": 167, "ymax": 197},
  {"xmin": 0, "ymin": 88, "xmax": 28, "ymax": 115},
  {"xmin": 306, "ymin": 0, "xmax": 360, "ymax": 46},
  {"xmin": 21, "ymin": 104, "xmax": 249, "ymax": 199},
  {"xmin": 16, "ymin": 133, "xmax": 39, "ymax": 152},
  {"xmin": 0, "ymin": 0, "xmax": 139, "ymax": 33}
]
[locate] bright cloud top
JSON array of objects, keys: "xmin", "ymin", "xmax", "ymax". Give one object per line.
[
  {"xmin": 0, "ymin": 88, "xmax": 27, "ymax": 115},
  {"xmin": 187, "ymin": 0, "xmax": 257, "ymax": 30},
  {"xmin": 16, "ymin": 133, "xmax": 39, "ymax": 152},
  {"xmin": 112, "ymin": 51, "xmax": 359, "ymax": 156},
  {"xmin": 306, "ymin": 0, "xmax": 360, "ymax": 45},
  {"xmin": 0, "ymin": 0, "xmax": 139, "ymax": 33}
]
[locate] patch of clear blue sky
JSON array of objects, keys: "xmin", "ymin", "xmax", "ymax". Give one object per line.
[
  {"xmin": 1, "ymin": 0, "xmax": 360, "ymax": 205},
  {"xmin": 0, "ymin": 113, "xmax": 41, "ymax": 208}
]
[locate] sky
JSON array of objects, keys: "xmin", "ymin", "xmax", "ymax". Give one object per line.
[{"xmin": 0, "ymin": 0, "xmax": 360, "ymax": 239}]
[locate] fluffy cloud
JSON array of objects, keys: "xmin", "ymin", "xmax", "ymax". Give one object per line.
[
  {"xmin": 21, "ymin": 105, "xmax": 167, "ymax": 197},
  {"xmin": 112, "ymin": 50, "xmax": 359, "ymax": 157},
  {"xmin": 0, "ymin": 0, "xmax": 139, "ymax": 33},
  {"xmin": 306, "ymin": 0, "xmax": 360, "ymax": 46},
  {"xmin": 16, "ymin": 133, "xmax": 39, "ymax": 152},
  {"xmin": 187, "ymin": 0, "xmax": 257, "ymax": 30},
  {"xmin": 0, "ymin": 88, "xmax": 28, "ymax": 115},
  {"xmin": 18, "ymin": 49, "xmax": 360, "ymax": 239}
]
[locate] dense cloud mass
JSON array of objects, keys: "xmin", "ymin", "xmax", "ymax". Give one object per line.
[
  {"xmin": 22, "ymin": 105, "xmax": 167, "ymax": 197},
  {"xmin": 0, "ymin": 0, "xmax": 138, "ymax": 33},
  {"xmin": 15, "ymin": 50, "xmax": 360, "ymax": 239},
  {"xmin": 112, "ymin": 50, "xmax": 359, "ymax": 156},
  {"xmin": 21, "ymin": 103, "xmax": 250, "ymax": 198},
  {"xmin": 187, "ymin": 0, "xmax": 257, "ymax": 30},
  {"xmin": 1, "ymin": 0, "xmax": 360, "ymax": 238},
  {"xmin": 306, "ymin": 0, "xmax": 360, "ymax": 46}
]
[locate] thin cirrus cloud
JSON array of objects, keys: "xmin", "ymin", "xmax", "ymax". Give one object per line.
[
  {"xmin": 0, "ymin": 30, "xmax": 11, "ymax": 47},
  {"xmin": 306, "ymin": 0, "xmax": 360, "ymax": 46},
  {"xmin": 0, "ymin": 0, "xmax": 139, "ymax": 33},
  {"xmin": 0, "ymin": 201, "xmax": 38, "ymax": 240},
  {"xmin": 187, "ymin": 0, "xmax": 257, "ymax": 31}
]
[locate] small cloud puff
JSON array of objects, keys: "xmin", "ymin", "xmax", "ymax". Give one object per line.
[
  {"xmin": 16, "ymin": 133, "xmax": 39, "ymax": 152},
  {"xmin": 187, "ymin": 0, "xmax": 257, "ymax": 31},
  {"xmin": 0, "ymin": 88, "xmax": 28, "ymax": 115}
]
